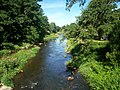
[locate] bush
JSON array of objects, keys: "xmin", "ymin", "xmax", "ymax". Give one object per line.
[
  {"xmin": 44, "ymin": 33, "xmax": 59, "ymax": 42},
  {"xmin": 79, "ymin": 60, "xmax": 120, "ymax": 90},
  {"xmin": 65, "ymin": 38, "xmax": 80, "ymax": 53},
  {"xmin": 2, "ymin": 43, "xmax": 15, "ymax": 50},
  {"xmin": 0, "ymin": 50, "xmax": 11, "ymax": 57},
  {"xmin": 66, "ymin": 39, "xmax": 120, "ymax": 89}
]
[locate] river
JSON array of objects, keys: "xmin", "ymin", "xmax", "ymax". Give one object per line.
[{"xmin": 13, "ymin": 35, "xmax": 89, "ymax": 90}]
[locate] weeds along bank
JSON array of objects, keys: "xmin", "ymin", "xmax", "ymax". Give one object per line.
[
  {"xmin": 65, "ymin": 38, "xmax": 120, "ymax": 90},
  {"xmin": 0, "ymin": 43, "xmax": 40, "ymax": 88},
  {"xmin": 44, "ymin": 33, "xmax": 59, "ymax": 42},
  {"xmin": 0, "ymin": 33, "xmax": 60, "ymax": 88}
]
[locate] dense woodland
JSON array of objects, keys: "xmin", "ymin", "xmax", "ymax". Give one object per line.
[
  {"xmin": 0, "ymin": 0, "xmax": 60, "ymax": 50},
  {"xmin": 64, "ymin": 0, "xmax": 120, "ymax": 89}
]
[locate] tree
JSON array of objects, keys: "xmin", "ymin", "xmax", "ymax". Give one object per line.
[
  {"xmin": 66, "ymin": 0, "xmax": 86, "ymax": 10},
  {"xmin": 108, "ymin": 10, "xmax": 120, "ymax": 65},
  {"xmin": 0, "ymin": 0, "xmax": 50, "ymax": 49},
  {"xmin": 49, "ymin": 22, "xmax": 60, "ymax": 33},
  {"xmin": 77, "ymin": 0, "xmax": 119, "ymax": 40}
]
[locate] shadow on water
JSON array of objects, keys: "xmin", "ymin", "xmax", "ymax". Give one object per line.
[{"xmin": 13, "ymin": 35, "xmax": 89, "ymax": 90}]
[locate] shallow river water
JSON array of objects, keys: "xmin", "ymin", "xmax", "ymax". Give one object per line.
[{"xmin": 13, "ymin": 35, "xmax": 89, "ymax": 90}]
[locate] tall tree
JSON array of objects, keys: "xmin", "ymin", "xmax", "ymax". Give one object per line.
[
  {"xmin": 0, "ymin": 0, "xmax": 49, "ymax": 49},
  {"xmin": 77, "ymin": 0, "xmax": 119, "ymax": 40},
  {"xmin": 49, "ymin": 22, "xmax": 60, "ymax": 33}
]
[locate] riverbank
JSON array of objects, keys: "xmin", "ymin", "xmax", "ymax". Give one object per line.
[
  {"xmin": 65, "ymin": 38, "xmax": 120, "ymax": 90},
  {"xmin": 0, "ymin": 44, "xmax": 40, "ymax": 88},
  {"xmin": 13, "ymin": 35, "xmax": 89, "ymax": 90},
  {"xmin": 44, "ymin": 33, "xmax": 59, "ymax": 42}
]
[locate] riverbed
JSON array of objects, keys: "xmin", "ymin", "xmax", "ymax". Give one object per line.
[{"xmin": 13, "ymin": 35, "xmax": 89, "ymax": 90}]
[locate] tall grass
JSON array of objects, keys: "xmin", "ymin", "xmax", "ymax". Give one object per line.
[
  {"xmin": 0, "ymin": 46, "xmax": 39, "ymax": 87},
  {"xmin": 44, "ymin": 33, "xmax": 59, "ymax": 42},
  {"xmin": 66, "ymin": 39, "xmax": 120, "ymax": 90}
]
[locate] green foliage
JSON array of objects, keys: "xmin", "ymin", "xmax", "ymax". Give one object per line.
[
  {"xmin": 76, "ymin": 0, "xmax": 119, "ymax": 40},
  {"xmin": 49, "ymin": 22, "xmax": 61, "ymax": 33},
  {"xmin": 107, "ymin": 20, "xmax": 120, "ymax": 65},
  {"xmin": 64, "ymin": 23, "xmax": 80, "ymax": 38},
  {"xmin": 80, "ymin": 60, "xmax": 120, "ymax": 90},
  {"xmin": 65, "ymin": 38, "xmax": 79, "ymax": 53},
  {"xmin": 0, "ymin": 50, "xmax": 11, "ymax": 57},
  {"xmin": 64, "ymin": 0, "xmax": 120, "ymax": 90},
  {"xmin": 2, "ymin": 43, "xmax": 15, "ymax": 50},
  {"xmin": 109, "ymin": 21, "xmax": 120, "ymax": 50},
  {"xmin": 0, "ymin": 0, "xmax": 50, "ymax": 49},
  {"xmin": 0, "ymin": 46, "xmax": 39, "ymax": 87},
  {"xmin": 66, "ymin": 0, "xmax": 86, "ymax": 10},
  {"xmin": 44, "ymin": 33, "xmax": 59, "ymax": 42},
  {"xmin": 65, "ymin": 39, "xmax": 119, "ymax": 89}
]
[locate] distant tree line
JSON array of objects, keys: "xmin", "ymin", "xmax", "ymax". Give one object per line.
[{"xmin": 49, "ymin": 22, "xmax": 61, "ymax": 33}]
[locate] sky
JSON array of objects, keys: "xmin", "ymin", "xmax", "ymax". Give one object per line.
[
  {"xmin": 38, "ymin": 0, "xmax": 91, "ymax": 27},
  {"xmin": 38, "ymin": 0, "xmax": 120, "ymax": 27}
]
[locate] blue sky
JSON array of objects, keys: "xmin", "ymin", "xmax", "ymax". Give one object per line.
[
  {"xmin": 38, "ymin": 0, "xmax": 120, "ymax": 27},
  {"xmin": 38, "ymin": 0, "xmax": 91, "ymax": 27}
]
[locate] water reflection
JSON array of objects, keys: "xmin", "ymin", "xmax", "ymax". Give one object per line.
[{"xmin": 13, "ymin": 35, "xmax": 89, "ymax": 90}]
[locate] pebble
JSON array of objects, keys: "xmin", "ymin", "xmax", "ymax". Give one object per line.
[
  {"xmin": 0, "ymin": 84, "xmax": 12, "ymax": 90},
  {"xmin": 67, "ymin": 76, "xmax": 74, "ymax": 81}
]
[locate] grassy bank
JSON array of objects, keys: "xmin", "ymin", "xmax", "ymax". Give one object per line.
[
  {"xmin": 0, "ymin": 44, "xmax": 40, "ymax": 87},
  {"xmin": 66, "ymin": 38, "xmax": 120, "ymax": 90},
  {"xmin": 44, "ymin": 33, "xmax": 59, "ymax": 42}
]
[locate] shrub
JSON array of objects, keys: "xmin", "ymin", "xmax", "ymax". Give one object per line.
[
  {"xmin": 0, "ymin": 50, "xmax": 11, "ymax": 57},
  {"xmin": 79, "ymin": 60, "xmax": 120, "ymax": 90},
  {"xmin": 2, "ymin": 43, "xmax": 15, "ymax": 50},
  {"xmin": 66, "ymin": 39, "xmax": 120, "ymax": 89}
]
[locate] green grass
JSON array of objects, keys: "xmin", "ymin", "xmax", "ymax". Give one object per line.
[
  {"xmin": 79, "ymin": 60, "xmax": 120, "ymax": 90},
  {"xmin": 65, "ymin": 39, "xmax": 120, "ymax": 90},
  {"xmin": 65, "ymin": 38, "xmax": 80, "ymax": 53},
  {"xmin": 0, "ymin": 50, "xmax": 12, "ymax": 57},
  {"xmin": 0, "ymin": 46, "xmax": 40, "ymax": 87},
  {"xmin": 44, "ymin": 33, "xmax": 59, "ymax": 41},
  {"xmin": 0, "ymin": 43, "xmax": 34, "ymax": 57}
]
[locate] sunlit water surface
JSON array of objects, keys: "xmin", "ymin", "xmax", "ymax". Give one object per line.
[{"xmin": 14, "ymin": 35, "xmax": 89, "ymax": 90}]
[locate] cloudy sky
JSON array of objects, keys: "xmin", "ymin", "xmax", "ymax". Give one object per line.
[{"xmin": 38, "ymin": 0, "xmax": 120, "ymax": 27}]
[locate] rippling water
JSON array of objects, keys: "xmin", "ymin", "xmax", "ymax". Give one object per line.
[{"xmin": 13, "ymin": 35, "xmax": 89, "ymax": 90}]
